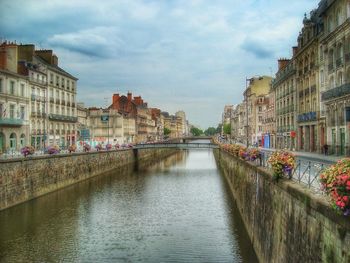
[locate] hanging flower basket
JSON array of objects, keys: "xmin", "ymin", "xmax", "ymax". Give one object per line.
[
  {"xmin": 239, "ymin": 147, "xmax": 248, "ymax": 160},
  {"xmin": 68, "ymin": 144, "xmax": 77, "ymax": 153},
  {"xmin": 115, "ymin": 144, "xmax": 120, "ymax": 149},
  {"xmin": 47, "ymin": 145, "xmax": 60, "ymax": 155},
  {"xmin": 21, "ymin": 145, "xmax": 35, "ymax": 157},
  {"xmin": 95, "ymin": 144, "xmax": 102, "ymax": 151},
  {"xmin": 83, "ymin": 144, "xmax": 91, "ymax": 152},
  {"xmin": 248, "ymin": 148, "xmax": 260, "ymax": 161},
  {"xmin": 320, "ymin": 158, "xmax": 350, "ymax": 216},
  {"xmin": 106, "ymin": 144, "xmax": 112, "ymax": 150},
  {"xmin": 268, "ymin": 151, "xmax": 295, "ymax": 181}
]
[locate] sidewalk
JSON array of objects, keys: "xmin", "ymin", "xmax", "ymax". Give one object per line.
[{"xmin": 258, "ymin": 146, "xmax": 341, "ymax": 164}]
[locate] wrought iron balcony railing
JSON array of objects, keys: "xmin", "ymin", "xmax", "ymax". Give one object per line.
[
  {"xmin": 0, "ymin": 117, "xmax": 24, "ymax": 126},
  {"xmin": 321, "ymin": 83, "xmax": 350, "ymax": 101}
]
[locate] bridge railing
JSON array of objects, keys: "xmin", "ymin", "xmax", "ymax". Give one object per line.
[{"xmin": 134, "ymin": 142, "xmax": 219, "ymax": 149}]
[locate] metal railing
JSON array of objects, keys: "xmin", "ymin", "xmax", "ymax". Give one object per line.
[{"xmin": 258, "ymin": 150, "xmax": 331, "ymax": 193}]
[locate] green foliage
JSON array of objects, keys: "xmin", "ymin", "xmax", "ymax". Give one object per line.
[
  {"xmin": 163, "ymin": 127, "xmax": 171, "ymax": 136},
  {"xmin": 216, "ymin": 124, "xmax": 222, "ymax": 133},
  {"xmin": 204, "ymin": 127, "xmax": 217, "ymax": 136},
  {"xmin": 190, "ymin": 127, "xmax": 203, "ymax": 136},
  {"xmin": 223, "ymin": 123, "xmax": 231, "ymax": 135}
]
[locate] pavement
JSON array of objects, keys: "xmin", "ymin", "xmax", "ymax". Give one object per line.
[{"xmin": 257, "ymin": 147, "xmax": 341, "ymax": 164}]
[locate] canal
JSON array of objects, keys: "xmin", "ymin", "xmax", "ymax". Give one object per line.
[{"xmin": 0, "ymin": 146, "xmax": 258, "ymax": 262}]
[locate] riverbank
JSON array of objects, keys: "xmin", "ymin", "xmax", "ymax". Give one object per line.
[
  {"xmin": 0, "ymin": 148, "xmax": 177, "ymax": 211},
  {"xmin": 214, "ymin": 148, "xmax": 350, "ymax": 263}
]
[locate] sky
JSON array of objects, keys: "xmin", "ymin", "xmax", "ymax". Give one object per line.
[{"xmin": 0, "ymin": 0, "xmax": 319, "ymax": 128}]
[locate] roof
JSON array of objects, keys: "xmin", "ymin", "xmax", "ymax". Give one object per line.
[{"xmin": 34, "ymin": 55, "xmax": 78, "ymax": 80}]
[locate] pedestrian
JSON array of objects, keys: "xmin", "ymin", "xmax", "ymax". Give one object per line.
[{"xmin": 323, "ymin": 144, "xmax": 328, "ymax": 155}]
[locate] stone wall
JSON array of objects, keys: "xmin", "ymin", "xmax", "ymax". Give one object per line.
[
  {"xmin": 0, "ymin": 148, "xmax": 176, "ymax": 211},
  {"xmin": 214, "ymin": 149, "xmax": 350, "ymax": 263}
]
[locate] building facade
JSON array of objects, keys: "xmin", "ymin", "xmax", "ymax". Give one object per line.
[
  {"xmin": 272, "ymin": 58, "xmax": 297, "ymax": 150},
  {"xmin": 319, "ymin": 0, "xmax": 350, "ymax": 155}
]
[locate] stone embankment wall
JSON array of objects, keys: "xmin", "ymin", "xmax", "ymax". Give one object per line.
[
  {"xmin": 0, "ymin": 148, "xmax": 176, "ymax": 211},
  {"xmin": 214, "ymin": 149, "xmax": 350, "ymax": 263}
]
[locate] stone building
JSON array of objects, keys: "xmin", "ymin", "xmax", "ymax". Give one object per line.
[
  {"xmin": 295, "ymin": 10, "xmax": 324, "ymax": 153},
  {"xmin": 175, "ymin": 110, "xmax": 188, "ymax": 137},
  {"xmin": 272, "ymin": 58, "xmax": 297, "ymax": 150},
  {"xmin": 88, "ymin": 107, "xmax": 124, "ymax": 146},
  {"xmin": 243, "ymin": 76, "xmax": 272, "ymax": 146},
  {"xmin": 13, "ymin": 43, "xmax": 78, "ymax": 149},
  {"xmin": 150, "ymin": 108, "xmax": 164, "ymax": 141},
  {"xmin": 262, "ymin": 89, "xmax": 276, "ymax": 149},
  {"xmin": 0, "ymin": 42, "xmax": 30, "ymax": 152},
  {"xmin": 319, "ymin": 0, "xmax": 350, "ymax": 155},
  {"xmin": 162, "ymin": 112, "xmax": 183, "ymax": 138}
]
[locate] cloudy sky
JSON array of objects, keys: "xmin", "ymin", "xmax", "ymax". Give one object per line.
[{"xmin": 1, "ymin": 0, "xmax": 319, "ymax": 128}]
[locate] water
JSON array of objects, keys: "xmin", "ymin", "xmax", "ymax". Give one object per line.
[{"xmin": 0, "ymin": 146, "xmax": 258, "ymax": 262}]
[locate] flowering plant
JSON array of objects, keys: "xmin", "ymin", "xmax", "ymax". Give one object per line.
[
  {"xmin": 83, "ymin": 144, "xmax": 91, "ymax": 152},
  {"xmin": 320, "ymin": 158, "xmax": 350, "ymax": 216},
  {"xmin": 106, "ymin": 143, "xmax": 112, "ymax": 150},
  {"xmin": 115, "ymin": 144, "xmax": 120, "ymax": 149},
  {"xmin": 239, "ymin": 147, "xmax": 248, "ymax": 160},
  {"xmin": 47, "ymin": 145, "xmax": 60, "ymax": 155},
  {"xmin": 68, "ymin": 144, "xmax": 76, "ymax": 153},
  {"xmin": 21, "ymin": 145, "xmax": 35, "ymax": 157},
  {"xmin": 248, "ymin": 148, "xmax": 260, "ymax": 161},
  {"xmin": 268, "ymin": 151, "xmax": 295, "ymax": 180},
  {"xmin": 95, "ymin": 144, "xmax": 102, "ymax": 151}
]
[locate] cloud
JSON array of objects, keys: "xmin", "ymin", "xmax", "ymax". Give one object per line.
[
  {"xmin": 0, "ymin": 0, "xmax": 320, "ymax": 127},
  {"xmin": 240, "ymin": 37, "xmax": 274, "ymax": 59}
]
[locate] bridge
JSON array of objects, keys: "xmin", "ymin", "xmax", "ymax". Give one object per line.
[{"xmin": 134, "ymin": 142, "xmax": 219, "ymax": 149}]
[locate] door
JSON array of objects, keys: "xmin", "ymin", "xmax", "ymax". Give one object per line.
[{"xmin": 340, "ymin": 128, "xmax": 345, "ymax": 155}]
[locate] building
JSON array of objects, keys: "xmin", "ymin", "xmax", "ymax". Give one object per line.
[
  {"xmin": 272, "ymin": 58, "xmax": 297, "ymax": 150},
  {"xmin": 295, "ymin": 10, "xmax": 323, "ymax": 153},
  {"xmin": 0, "ymin": 42, "xmax": 30, "ymax": 152},
  {"xmin": 76, "ymin": 102, "xmax": 90, "ymax": 143},
  {"xmin": 151, "ymin": 108, "xmax": 164, "ymax": 141},
  {"xmin": 260, "ymin": 91, "xmax": 275, "ymax": 149},
  {"xmin": 88, "ymin": 107, "xmax": 124, "ymax": 146},
  {"xmin": 319, "ymin": 0, "xmax": 350, "ymax": 155},
  {"xmin": 243, "ymin": 76, "xmax": 272, "ymax": 146},
  {"xmin": 162, "ymin": 112, "xmax": 183, "ymax": 138},
  {"xmin": 175, "ymin": 110, "xmax": 188, "ymax": 137}
]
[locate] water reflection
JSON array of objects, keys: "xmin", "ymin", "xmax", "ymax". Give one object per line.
[{"xmin": 0, "ymin": 148, "xmax": 258, "ymax": 263}]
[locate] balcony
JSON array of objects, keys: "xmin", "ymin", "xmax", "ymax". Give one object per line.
[
  {"xmin": 328, "ymin": 64, "xmax": 334, "ymax": 72},
  {"xmin": 0, "ymin": 117, "xmax": 24, "ymax": 126},
  {"xmin": 345, "ymin": 53, "xmax": 350, "ymax": 63},
  {"xmin": 336, "ymin": 58, "xmax": 343, "ymax": 68},
  {"xmin": 29, "ymin": 77, "xmax": 47, "ymax": 86},
  {"xmin": 321, "ymin": 83, "xmax": 350, "ymax": 101},
  {"xmin": 48, "ymin": 114, "xmax": 78, "ymax": 123},
  {"xmin": 298, "ymin": 111, "xmax": 318, "ymax": 123}
]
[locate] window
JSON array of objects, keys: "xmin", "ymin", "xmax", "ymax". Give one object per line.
[
  {"xmin": 20, "ymin": 106, "xmax": 25, "ymax": 119},
  {"xmin": 50, "ymin": 73, "xmax": 54, "ymax": 84},
  {"xmin": 42, "ymin": 103, "xmax": 45, "ymax": 114},
  {"xmin": 20, "ymin": 134, "xmax": 25, "ymax": 147},
  {"xmin": 258, "ymin": 116, "xmax": 263, "ymax": 122},
  {"xmin": 258, "ymin": 106, "xmax": 262, "ymax": 112},
  {"xmin": 62, "ymin": 77, "xmax": 65, "ymax": 87},
  {"xmin": 0, "ymin": 103, "xmax": 3, "ymax": 117},
  {"xmin": 9, "ymin": 133, "xmax": 16, "ymax": 150},
  {"xmin": 258, "ymin": 126, "xmax": 262, "ymax": 132},
  {"xmin": 20, "ymin": 84, "xmax": 25, "ymax": 96},
  {"xmin": 10, "ymin": 104, "xmax": 15, "ymax": 118},
  {"xmin": 10, "ymin": 81, "xmax": 15, "ymax": 95},
  {"xmin": 0, "ymin": 78, "xmax": 2, "ymax": 93},
  {"xmin": 56, "ymin": 105, "xmax": 59, "ymax": 114},
  {"xmin": 56, "ymin": 76, "xmax": 59, "ymax": 86}
]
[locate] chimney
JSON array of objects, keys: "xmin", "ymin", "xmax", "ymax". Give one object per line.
[
  {"xmin": 278, "ymin": 58, "xmax": 290, "ymax": 71},
  {"xmin": 18, "ymin": 44, "xmax": 35, "ymax": 62},
  {"xmin": 292, "ymin": 46, "xmax": 298, "ymax": 57},
  {"xmin": 35, "ymin": 50, "xmax": 53, "ymax": 64},
  {"xmin": 127, "ymin": 92, "xmax": 132, "ymax": 101},
  {"xmin": 0, "ymin": 46, "xmax": 6, "ymax": 70},
  {"xmin": 52, "ymin": 54, "xmax": 58, "ymax": 66}
]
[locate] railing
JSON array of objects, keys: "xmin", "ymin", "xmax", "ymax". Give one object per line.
[
  {"xmin": 258, "ymin": 151, "xmax": 331, "ymax": 193},
  {"xmin": 321, "ymin": 83, "xmax": 350, "ymax": 101},
  {"xmin": 48, "ymin": 114, "xmax": 78, "ymax": 123},
  {"xmin": 135, "ymin": 142, "xmax": 219, "ymax": 149},
  {"xmin": 0, "ymin": 117, "xmax": 24, "ymax": 126},
  {"xmin": 29, "ymin": 77, "xmax": 47, "ymax": 85},
  {"xmin": 298, "ymin": 111, "xmax": 318, "ymax": 122}
]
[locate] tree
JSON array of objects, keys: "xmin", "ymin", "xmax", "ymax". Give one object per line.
[
  {"xmin": 216, "ymin": 124, "xmax": 222, "ymax": 134},
  {"xmin": 163, "ymin": 127, "xmax": 171, "ymax": 136},
  {"xmin": 204, "ymin": 127, "xmax": 216, "ymax": 136},
  {"xmin": 223, "ymin": 123, "xmax": 231, "ymax": 135},
  {"xmin": 190, "ymin": 127, "xmax": 203, "ymax": 136}
]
